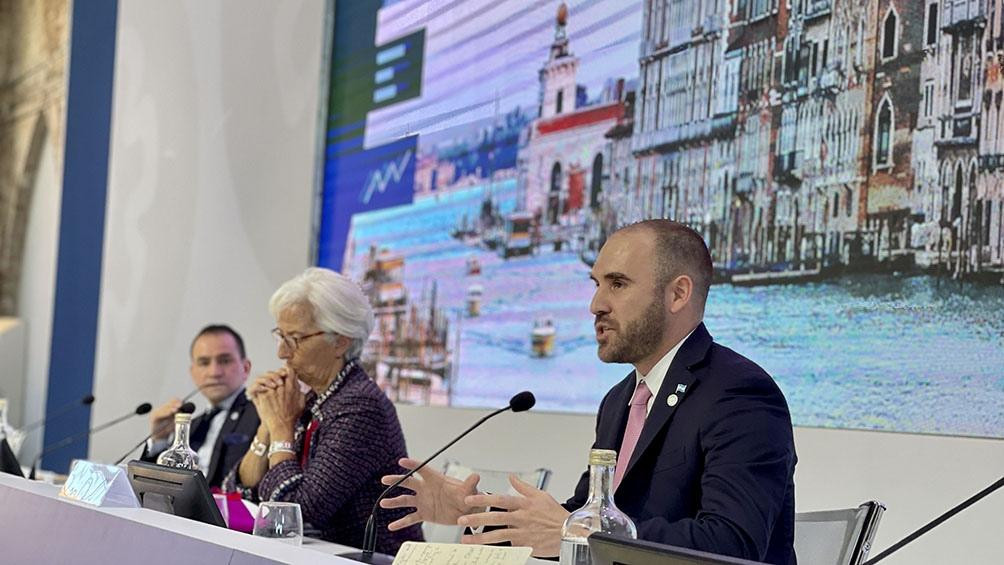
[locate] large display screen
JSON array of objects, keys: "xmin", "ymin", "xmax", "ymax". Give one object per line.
[{"xmin": 318, "ymin": 0, "xmax": 1004, "ymax": 437}]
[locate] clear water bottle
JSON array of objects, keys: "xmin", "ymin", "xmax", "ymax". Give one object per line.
[
  {"xmin": 156, "ymin": 412, "xmax": 199, "ymax": 471},
  {"xmin": 560, "ymin": 449, "xmax": 637, "ymax": 565}
]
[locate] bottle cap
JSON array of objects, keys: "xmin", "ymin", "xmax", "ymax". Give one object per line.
[
  {"xmin": 589, "ymin": 449, "xmax": 617, "ymax": 466},
  {"xmin": 174, "ymin": 412, "xmax": 193, "ymax": 423}
]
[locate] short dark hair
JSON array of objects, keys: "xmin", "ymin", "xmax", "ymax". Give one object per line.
[
  {"xmin": 190, "ymin": 324, "xmax": 247, "ymax": 359},
  {"xmin": 621, "ymin": 219, "xmax": 713, "ymax": 306}
]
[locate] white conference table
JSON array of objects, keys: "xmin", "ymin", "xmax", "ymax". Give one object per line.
[
  {"xmin": 0, "ymin": 472, "xmax": 552, "ymax": 565},
  {"xmin": 0, "ymin": 471, "xmax": 368, "ymax": 564}
]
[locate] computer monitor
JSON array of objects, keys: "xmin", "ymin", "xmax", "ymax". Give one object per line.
[
  {"xmin": 588, "ymin": 532, "xmax": 768, "ymax": 565},
  {"xmin": 126, "ymin": 460, "xmax": 225, "ymax": 527},
  {"xmin": 1, "ymin": 438, "xmax": 24, "ymax": 477}
]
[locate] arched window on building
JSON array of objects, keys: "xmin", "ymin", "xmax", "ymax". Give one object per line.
[
  {"xmin": 969, "ymin": 163, "xmax": 980, "ymax": 240},
  {"xmin": 882, "ymin": 8, "xmax": 898, "ymax": 60},
  {"xmin": 590, "ymin": 154, "xmax": 603, "ymax": 210},
  {"xmin": 548, "ymin": 162, "xmax": 562, "ymax": 224},
  {"xmin": 951, "ymin": 162, "xmax": 964, "ymax": 221},
  {"xmin": 940, "ymin": 165, "xmax": 950, "ymax": 222},
  {"xmin": 875, "ymin": 97, "xmax": 893, "ymax": 168},
  {"xmin": 926, "ymin": 3, "xmax": 939, "ymax": 47}
]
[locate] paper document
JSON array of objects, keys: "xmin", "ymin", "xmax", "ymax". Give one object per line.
[{"xmin": 392, "ymin": 541, "xmax": 532, "ymax": 565}]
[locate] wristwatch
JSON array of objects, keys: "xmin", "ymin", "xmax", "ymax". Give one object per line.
[{"xmin": 250, "ymin": 436, "xmax": 267, "ymax": 457}]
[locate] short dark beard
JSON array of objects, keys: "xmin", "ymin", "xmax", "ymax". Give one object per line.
[{"xmin": 597, "ymin": 289, "xmax": 666, "ymax": 365}]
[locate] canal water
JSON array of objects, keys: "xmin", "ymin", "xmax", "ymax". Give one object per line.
[{"xmin": 347, "ymin": 179, "xmax": 1004, "ymax": 438}]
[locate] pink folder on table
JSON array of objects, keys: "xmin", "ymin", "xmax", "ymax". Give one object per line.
[{"xmin": 212, "ymin": 489, "xmax": 255, "ymax": 533}]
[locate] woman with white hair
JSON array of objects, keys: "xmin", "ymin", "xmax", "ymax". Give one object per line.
[{"xmin": 228, "ymin": 267, "xmax": 422, "ymax": 553}]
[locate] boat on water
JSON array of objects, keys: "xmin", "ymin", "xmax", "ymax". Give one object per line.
[
  {"xmin": 530, "ymin": 317, "xmax": 556, "ymax": 357},
  {"xmin": 501, "ymin": 211, "xmax": 535, "ymax": 259},
  {"xmin": 466, "ymin": 284, "xmax": 484, "ymax": 317},
  {"xmin": 731, "ymin": 267, "xmax": 823, "ymax": 287},
  {"xmin": 466, "ymin": 255, "xmax": 481, "ymax": 275},
  {"xmin": 451, "ymin": 213, "xmax": 480, "ymax": 244}
]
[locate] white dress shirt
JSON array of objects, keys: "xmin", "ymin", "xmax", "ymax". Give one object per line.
[{"xmin": 632, "ymin": 328, "xmax": 696, "ymax": 416}]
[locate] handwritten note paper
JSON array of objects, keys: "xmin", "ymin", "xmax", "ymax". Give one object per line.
[{"xmin": 392, "ymin": 542, "xmax": 532, "ymax": 565}]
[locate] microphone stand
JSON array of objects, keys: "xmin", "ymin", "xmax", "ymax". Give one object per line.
[
  {"xmin": 343, "ymin": 404, "xmax": 514, "ymax": 564},
  {"xmin": 862, "ymin": 474, "xmax": 1004, "ymax": 564},
  {"xmin": 20, "ymin": 395, "xmax": 95, "ymax": 434},
  {"xmin": 30, "ymin": 406, "xmax": 150, "ymax": 479}
]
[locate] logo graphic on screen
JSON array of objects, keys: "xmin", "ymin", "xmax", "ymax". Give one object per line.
[{"xmin": 362, "ymin": 150, "xmax": 413, "ymax": 205}]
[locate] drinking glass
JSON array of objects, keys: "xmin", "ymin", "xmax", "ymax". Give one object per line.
[{"xmin": 252, "ymin": 501, "xmax": 303, "ymax": 545}]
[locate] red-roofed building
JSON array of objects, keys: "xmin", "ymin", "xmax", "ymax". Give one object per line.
[{"xmin": 517, "ymin": 3, "xmax": 625, "ymax": 225}]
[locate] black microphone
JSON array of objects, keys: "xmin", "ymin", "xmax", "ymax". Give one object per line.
[
  {"xmin": 342, "ymin": 391, "xmax": 536, "ymax": 564},
  {"xmin": 861, "ymin": 474, "xmax": 1004, "ymax": 564},
  {"xmin": 20, "ymin": 394, "xmax": 96, "ymax": 434},
  {"xmin": 113, "ymin": 401, "xmax": 196, "ymax": 465},
  {"xmin": 29, "ymin": 402, "xmax": 152, "ymax": 479}
]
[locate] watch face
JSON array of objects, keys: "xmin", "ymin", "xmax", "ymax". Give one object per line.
[{"xmin": 251, "ymin": 437, "xmax": 268, "ymax": 457}]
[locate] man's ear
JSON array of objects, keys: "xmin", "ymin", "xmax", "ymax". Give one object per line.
[{"xmin": 666, "ymin": 275, "xmax": 694, "ymax": 314}]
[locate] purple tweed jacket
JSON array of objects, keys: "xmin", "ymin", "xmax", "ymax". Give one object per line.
[{"xmin": 235, "ymin": 359, "xmax": 422, "ymax": 554}]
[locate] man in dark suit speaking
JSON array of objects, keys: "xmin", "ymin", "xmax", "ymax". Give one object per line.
[
  {"xmin": 143, "ymin": 324, "xmax": 260, "ymax": 488},
  {"xmin": 381, "ymin": 220, "xmax": 796, "ymax": 564}
]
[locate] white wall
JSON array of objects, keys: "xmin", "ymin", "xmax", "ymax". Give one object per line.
[
  {"xmin": 84, "ymin": 2, "xmax": 1004, "ymax": 564},
  {"xmin": 89, "ymin": 0, "xmax": 327, "ymax": 460},
  {"xmin": 14, "ymin": 131, "xmax": 62, "ymax": 457},
  {"xmin": 0, "ymin": 318, "xmax": 27, "ymax": 427}
]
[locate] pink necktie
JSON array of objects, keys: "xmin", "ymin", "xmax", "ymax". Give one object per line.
[{"xmin": 613, "ymin": 380, "xmax": 652, "ymax": 491}]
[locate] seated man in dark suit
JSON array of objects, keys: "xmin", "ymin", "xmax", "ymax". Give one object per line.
[
  {"xmin": 143, "ymin": 324, "xmax": 260, "ymax": 488},
  {"xmin": 380, "ymin": 220, "xmax": 797, "ymax": 564}
]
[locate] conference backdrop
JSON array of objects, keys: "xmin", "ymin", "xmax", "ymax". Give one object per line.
[{"xmin": 318, "ymin": 0, "xmax": 1004, "ymax": 437}]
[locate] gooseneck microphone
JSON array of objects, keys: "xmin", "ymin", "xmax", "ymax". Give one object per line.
[
  {"xmin": 344, "ymin": 391, "xmax": 536, "ymax": 564},
  {"xmin": 861, "ymin": 474, "xmax": 1004, "ymax": 564},
  {"xmin": 113, "ymin": 401, "xmax": 196, "ymax": 465},
  {"xmin": 29, "ymin": 402, "xmax": 153, "ymax": 479},
  {"xmin": 20, "ymin": 394, "xmax": 96, "ymax": 434}
]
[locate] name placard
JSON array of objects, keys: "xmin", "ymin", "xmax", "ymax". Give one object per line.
[
  {"xmin": 58, "ymin": 460, "xmax": 139, "ymax": 508},
  {"xmin": 392, "ymin": 542, "xmax": 531, "ymax": 565}
]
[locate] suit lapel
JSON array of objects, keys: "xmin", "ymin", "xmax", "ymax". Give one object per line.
[{"xmin": 623, "ymin": 323, "xmax": 713, "ymax": 479}]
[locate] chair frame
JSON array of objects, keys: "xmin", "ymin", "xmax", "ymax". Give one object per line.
[
  {"xmin": 795, "ymin": 500, "xmax": 886, "ymax": 565},
  {"xmin": 421, "ymin": 461, "xmax": 552, "ymax": 544}
]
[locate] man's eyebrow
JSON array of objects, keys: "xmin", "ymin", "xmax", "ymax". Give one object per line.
[{"xmin": 604, "ymin": 272, "xmax": 632, "ymax": 283}]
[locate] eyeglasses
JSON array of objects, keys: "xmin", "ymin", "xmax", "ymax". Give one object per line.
[{"xmin": 271, "ymin": 328, "xmax": 329, "ymax": 352}]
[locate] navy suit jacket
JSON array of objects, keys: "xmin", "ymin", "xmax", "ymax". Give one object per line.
[
  {"xmin": 564, "ymin": 323, "xmax": 796, "ymax": 565},
  {"xmin": 142, "ymin": 391, "xmax": 260, "ymax": 488}
]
